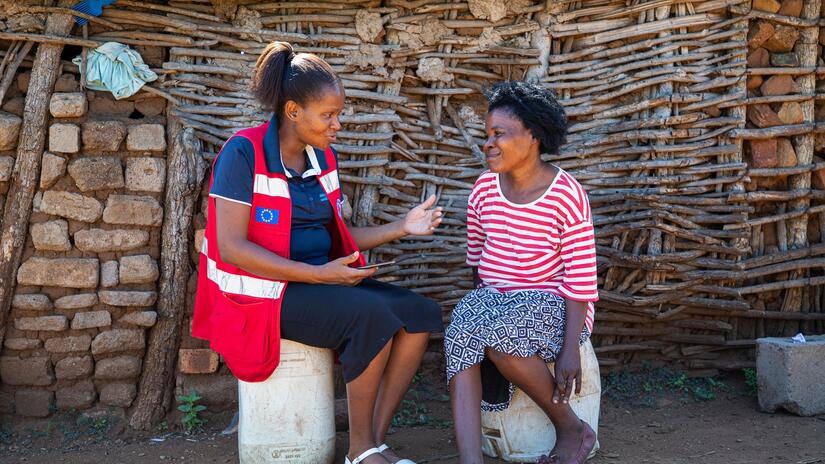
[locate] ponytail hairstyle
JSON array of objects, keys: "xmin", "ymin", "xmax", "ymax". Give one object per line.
[{"xmin": 250, "ymin": 41, "xmax": 342, "ymax": 118}]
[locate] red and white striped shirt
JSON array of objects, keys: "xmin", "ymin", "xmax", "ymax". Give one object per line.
[{"xmin": 466, "ymin": 169, "xmax": 598, "ymax": 332}]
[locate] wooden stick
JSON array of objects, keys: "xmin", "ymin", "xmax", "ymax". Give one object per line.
[
  {"xmin": 0, "ymin": 41, "xmax": 33, "ymax": 108},
  {"xmin": 129, "ymin": 127, "xmax": 206, "ymax": 430},
  {"xmin": 0, "ymin": 32, "xmax": 100, "ymax": 48},
  {"xmin": 0, "ymin": 12, "xmax": 74, "ymax": 353}
]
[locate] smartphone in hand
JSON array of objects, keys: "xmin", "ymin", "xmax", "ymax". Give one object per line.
[{"xmin": 356, "ymin": 261, "xmax": 397, "ymax": 270}]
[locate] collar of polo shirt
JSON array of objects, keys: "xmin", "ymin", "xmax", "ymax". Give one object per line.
[{"xmin": 281, "ymin": 145, "xmax": 322, "ymax": 179}]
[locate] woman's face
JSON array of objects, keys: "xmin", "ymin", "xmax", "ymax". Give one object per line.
[
  {"xmin": 483, "ymin": 108, "xmax": 539, "ymax": 173},
  {"xmin": 290, "ymin": 83, "xmax": 345, "ymax": 149}
]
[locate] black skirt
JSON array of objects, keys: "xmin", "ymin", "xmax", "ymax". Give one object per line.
[{"xmin": 280, "ymin": 278, "xmax": 444, "ymax": 382}]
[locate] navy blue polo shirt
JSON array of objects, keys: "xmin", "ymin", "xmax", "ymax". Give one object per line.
[{"xmin": 209, "ymin": 115, "xmax": 334, "ymax": 265}]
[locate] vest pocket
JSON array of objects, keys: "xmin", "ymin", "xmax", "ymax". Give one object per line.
[{"xmin": 209, "ymin": 293, "xmax": 274, "ymax": 364}]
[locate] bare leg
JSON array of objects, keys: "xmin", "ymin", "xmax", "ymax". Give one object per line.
[
  {"xmin": 372, "ymin": 329, "xmax": 430, "ymax": 462},
  {"xmin": 449, "ymin": 364, "xmax": 484, "ymax": 464},
  {"xmin": 486, "ymin": 349, "xmax": 582, "ymax": 461},
  {"xmin": 346, "ymin": 340, "xmax": 394, "ymax": 464}
]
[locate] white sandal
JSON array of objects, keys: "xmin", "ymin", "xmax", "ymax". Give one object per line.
[
  {"xmin": 345, "ymin": 447, "xmax": 383, "ymax": 464},
  {"xmin": 377, "ymin": 443, "xmax": 417, "ymax": 464}
]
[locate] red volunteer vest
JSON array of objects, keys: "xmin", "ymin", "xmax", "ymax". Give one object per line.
[{"xmin": 192, "ymin": 122, "xmax": 365, "ymax": 382}]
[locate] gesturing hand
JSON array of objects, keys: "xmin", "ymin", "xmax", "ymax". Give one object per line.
[{"xmin": 403, "ymin": 194, "xmax": 444, "ymax": 236}]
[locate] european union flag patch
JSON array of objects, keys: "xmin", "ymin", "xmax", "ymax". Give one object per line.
[{"xmin": 255, "ymin": 207, "xmax": 279, "ymax": 224}]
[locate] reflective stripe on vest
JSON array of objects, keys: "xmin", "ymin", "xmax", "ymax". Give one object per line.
[
  {"xmin": 202, "ymin": 238, "xmax": 285, "ymax": 299},
  {"xmin": 253, "ymin": 174, "xmax": 290, "ymax": 198},
  {"xmin": 318, "ymin": 170, "xmax": 339, "ymax": 194}
]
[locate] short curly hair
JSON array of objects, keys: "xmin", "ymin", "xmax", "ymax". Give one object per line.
[{"xmin": 484, "ymin": 81, "xmax": 568, "ymax": 155}]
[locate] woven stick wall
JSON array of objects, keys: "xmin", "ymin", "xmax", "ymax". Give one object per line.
[{"xmin": 3, "ymin": 0, "xmax": 825, "ymax": 373}]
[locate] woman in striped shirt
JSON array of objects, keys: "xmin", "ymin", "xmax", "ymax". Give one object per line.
[{"xmin": 445, "ymin": 81, "xmax": 598, "ymax": 464}]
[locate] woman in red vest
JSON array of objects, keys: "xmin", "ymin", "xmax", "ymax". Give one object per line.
[{"xmin": 193, "ymin": 42, "xmax": 443, "ymax": 464}]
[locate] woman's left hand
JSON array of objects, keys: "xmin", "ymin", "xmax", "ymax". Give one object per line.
[
  {"xmin": 553, "ymin": 345, "xmax": 582, "ymax": 404},
  {"xmin": 403, "ymin": 194, "xmax": 444, "ymax": 235}
]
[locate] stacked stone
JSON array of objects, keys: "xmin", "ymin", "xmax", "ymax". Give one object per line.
[
  {"xmin": 0, "ymin": 72, "xmax": 168, "ymax": 417},
  {"xmin": 746, "ymin": 0, "xmax": 804, "ymax": 176},
  {"xmin": 742, "ymin": 0, "xmax": 820, "ymax": 260}
]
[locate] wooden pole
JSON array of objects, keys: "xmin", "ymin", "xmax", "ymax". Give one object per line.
[
  {"xmin": 0, "ymin": 11, "xmax": 73, "ymax": 350},
  {"xmin": 129, "ymin": 128, "xmax": 206, "ymax": 430},
  {"xmin": 780, "ymin": 0, "xmax": 821, "ymax": 334}
]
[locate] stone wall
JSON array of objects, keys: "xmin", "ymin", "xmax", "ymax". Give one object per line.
[{"xmin": 0, "ymin": 70, "xmax": 170, "ymax": 418}]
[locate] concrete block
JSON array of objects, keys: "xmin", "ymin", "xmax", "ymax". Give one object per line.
[
  {"xmin": 56, "ymin": 379, "xmax": 96, "ymax": 410},
  {"xmin": 126, "ymin": 124, "xmax": 166, "ymax": 152},
  {"xmin": 99, "ymin": 383, "xmax": 136, "ymax": 407},
  {"xmin": 95, "ymin": 356, "xmax": 141, "ymax": 379},
  {"xmin": 30, "ymin": 219, "xmax": 71, "ymax": 251},
  {"xmin": 0, "ymin": 356, "xmax": 53, "ymax": 386},
  {"xmin": 72, "ymin": 310, "xmax": 112, "ymax": 330},
  {"xmin": 15, "ymin": 315, "xmax": 68, "ymax": 331},
  {"xmin": 102, "ymin": 194, "xmax": 163, "ymax": 226},
  {"xmin": 119, "ymin": 254, "xmax": 159, "ymax": 284},
  {"xmin": 49, "ymin": 92, "xmax": 87, "ymax": 118},
  {"xmin": 39, "ymin": 190, "xmax": 104, "ymax": 223},
  {"xmin": 40, "ymin": 152, "xmax": 67, "ymax": 189},
  {"xmin": 45, "ymin": 335, "xmax": 92, "ymax": 353},
  {"xmin": 75, "ymin": 228, "xmax": 149, "ymax": 252},
  {"xmin": 68, "ymin": 156, "xmax": 124, "ymax": 191},
  {"xmin": 125, "ymin": 157, "xmax": 166, "ymax": 192},
  {"xmin": 17, "ymin": 257, "xmax": 99, "ymax": 288},
  {"xmin": 82, "ymin": 120, "xmax": 126, "ymax": 152},
  {"xmin": 101, "ymin": 260, "xmax": 119, "ymax": 287},
  {"xmin": 91, "ymin": 329, "xmax": 144, "ymax": 355},
  {"xmin": 757, "ymin": 335, "xmax": 825, "ymax": 416},
  {"xmin": 49, "ymin": 123, "xmax": 80, "ymax": 153},
  {"xmin": 4, "ymin": 337, "xmax": 41, "ymax": 350},
  {"xmin": 178, "ymin": 348, "xmax": 219, "ymax": 374},
  {"xmin": 12, "ymin": 293, "xmax": 52, "ymax": 311},
  {"xmin": 54, "ymin": 293, "xmax": 98, "ymax": 310}
]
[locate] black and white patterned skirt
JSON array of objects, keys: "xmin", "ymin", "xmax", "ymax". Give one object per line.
[{"xmin": 444, "ymin": 287, "xmax": 590, "ymax": 411}]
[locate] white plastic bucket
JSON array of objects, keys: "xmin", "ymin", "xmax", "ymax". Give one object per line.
[
  {"xmin": 481, "ymin": 339, "xmax": 601, "ymax": 462},
  {"xmin": 238, "ymin": 340, "xmax": 336, "ymax": 464}
]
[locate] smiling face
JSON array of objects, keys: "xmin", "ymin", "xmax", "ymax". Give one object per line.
[
  {"xmin": 285, "ymin": 83, "xmax": 345, "ymax": 149},
  {"xmin": 483, "ymin": 108, "xmax": 540, "ymax": 174}
]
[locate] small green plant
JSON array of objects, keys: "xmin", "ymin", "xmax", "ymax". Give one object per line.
[
  {"xmin": 178, "ymin": 390, "xmax": 207, "ymax": 433},
  {"xmin": 391, "ymin": 392, "xmax": 452, "ymax": 429},
  {"xmin": 603, "ymin": 367, "xmax": 728, "ymax": 406},
  {"xmin": 743, "ymin": 368, "xmax": 758, "ymax": 397},
  {"xmin": 157, "ymin": 420, "xmax": 169, "ymax": 433}
]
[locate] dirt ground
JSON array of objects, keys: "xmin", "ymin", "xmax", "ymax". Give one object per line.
[{"xmin": 1, "ymin": 373, "xmax": 824, "ymax": 464}]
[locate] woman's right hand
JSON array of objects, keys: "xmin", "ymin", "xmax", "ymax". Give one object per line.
[{"xmin": 315, "ymin": 251, "xmax": 376, "ymax": 286}]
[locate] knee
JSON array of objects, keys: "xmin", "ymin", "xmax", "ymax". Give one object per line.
[{"xmin": 485, "ymin": 347, "xmax": 510, "ymax": 364}]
